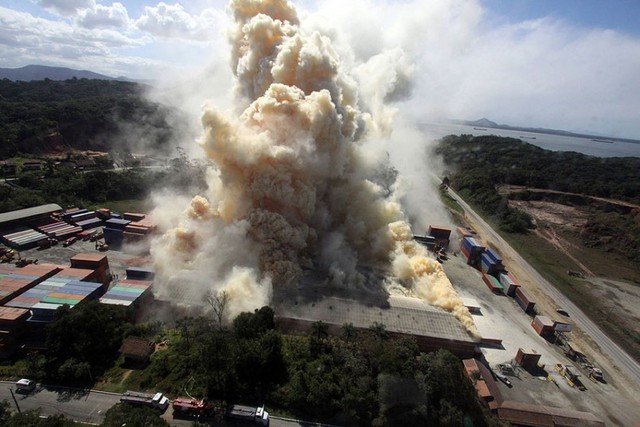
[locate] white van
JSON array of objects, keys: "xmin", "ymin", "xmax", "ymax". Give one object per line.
[{"xmin": 15, "ymin": 378, "xmax": 36, "ymax": 392}]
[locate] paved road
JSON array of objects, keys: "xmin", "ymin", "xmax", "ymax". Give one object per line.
[
  {"xmin": 0, "ymin": 382, "xmax": 117, "ymax": 424},
  {"xmin": 0, "ymin": 382, "xmax": 334, "ymax": 427},
  {"xmin": 447, "ymin": 188, "xmax": 640, "ymax": 385}
]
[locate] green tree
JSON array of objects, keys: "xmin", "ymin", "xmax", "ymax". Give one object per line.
[
  {"xmin": 101, "ymin": 403, "xmax": 169, "ymax": 427},
  {"xmin": 45, "ymin": 301, "xmax": 131, "ymax": 384}
]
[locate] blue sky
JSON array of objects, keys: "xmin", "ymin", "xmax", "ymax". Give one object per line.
[
  {"xmin": 0, "ymin": 0, "xmax": 639, "ymax": 138},
  {"xmin": 482, "ymin": 0, "xmax": 640, "ymax": 36}
]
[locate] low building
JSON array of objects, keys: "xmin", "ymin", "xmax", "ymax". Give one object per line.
[
  {"xmin": 0, "ymin": 204, "xmax": 62, "ymax": 232},
  {"xmin": 498, "ymin": 400, "xmax": 605, "ymax": 427},
  {"xmin": 119, "ymin": 336, "xmax": 155, "ymax": 363},
  {"xmin": 462, "ymin": 358, "xmax": 503, "ymax": 409}
]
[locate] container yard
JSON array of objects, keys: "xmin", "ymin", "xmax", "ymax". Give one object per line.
[
  {"xmin": 441, "ymin": 233, "xmax": 619, "ymax": 426},
  {"xmin": 0, "ymin": 204, "xmax": 157, "ymax": 358}
]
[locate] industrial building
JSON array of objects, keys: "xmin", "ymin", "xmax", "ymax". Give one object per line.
[
  {"xmin": 276, "ymin": 295, "xmax": 479, "ymax": 358},
  {"xmin": 0, "ymin": 204, "xmax": 62, "ymax": 232}
]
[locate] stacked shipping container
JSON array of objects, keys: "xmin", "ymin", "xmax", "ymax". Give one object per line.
[
  {"xmin": 0, "ymin": 228, "xmax": 48, "ymax": 250},
  {"xmin": 427, "ymin": 225, "xmax": 452, "ymax": 249},
  {"xmin": 499, "ymin": 272, "xmax": 520, "ymax": 297},
  {"xmin": 70, "ymin": 253, "xmax": 111, "ymax": 286},
  {"xmin": 514, "ymin": 287, "xmax": 536, "ymax": 314},
  {"xmin": 126, "ymin": 267, "xmax": 154, "ymax": 280},
  {"xmin": 104, "ymin": 218, "xmax": 131, "ymax": 247},
  {"xmin": 6, "ymin": 277, "xmax": 103, "ymax": 321},
  {"xmin": 480, "ymin": 249, "xmax": 504, "ymax": 275},
  {"xmin": 100, "ymin": 278, "xmax": 152, "ymax": 307},
  {"xmin": 461, "ymin": 236, "xmax": 485, "ymax": 266},
  {"xmin": 0, "ymin": 264, "xmax": 61, "ymax": 305},
  {"xmin": 36, "ymin": 217, "xmax": 83, "ymax": 241},
  {"xmin": 481, "ymin": 273, "xmax": 504, "ymax": 294},
  {"xmin": 123, "ymin": 214, "xmax": 154, "ymax": 244}
]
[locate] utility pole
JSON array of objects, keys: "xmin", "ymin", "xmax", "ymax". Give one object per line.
[{"xmin": 9, "ymin": 387, "xmax": 21, "ymax": 413}]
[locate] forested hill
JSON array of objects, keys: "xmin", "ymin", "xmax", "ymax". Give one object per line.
[
  {"xmin": 0, "ymin": 78, "xmax": 177, "ymax": 157},
  {"xmin": 435, "ymin": 134, "xmax": 640, "ymax": 263},
  {"xmin": 436, "ymin": 134, "xmax": 640, "ymax": 205}
]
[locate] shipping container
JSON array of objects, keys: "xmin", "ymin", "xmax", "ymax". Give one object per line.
[
  {"xmin": 62, "ymin": 209, "xmax": 87, "ymax": 221},
  {"xmin": 462, "ymin": 236, "xmax": 485, "ymax": 253},
  {"xmin": 126, "ymin": 266, "xmax": 155, "ymax": 280},
  {"xmin": 456, "ymin": 226, "xmax": 472, "ymax": 238},
  {"xmin": 123, "ymin": 212, "xmax": 146, "ymax": 222},
  {"xmin": 532, "ymin": 315, "xmax": 555, "ymax": 337},
  {"xmin": 484, "ymin": 249, "xmax": 503, "ymax": 264},
  {"xmin": 427, "ymin": 225, "xmax": 452, "ymax": 240},
  {"xmin": 96, "ymin": 208, "xmax": 111, "ymax": 220},
  {"xmin": 499, "ymin": 272, "xmax": 520, "ymax": 296},
  {"xmin": 70, "ymin": 211, "xmax": 96, "ymax": 223},
  {"xmin": 515, "ymin": 348, "xmax": 541, "ymax": 368},
  {"xmin": 515, "ymin": 287, "xmax": 535, "ymax": 313},
  {"xmin": 482, "ymin": 273, "xmax": 504, "ymax": 293},
  {"xmin": 105, "ymin": 218, "xmax": 131, "ymax": 230}
]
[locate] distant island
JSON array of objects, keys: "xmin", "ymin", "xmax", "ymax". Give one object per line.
[{"xmin": 450, "ymin": 118, "xmax": 640, "ymax": 145}]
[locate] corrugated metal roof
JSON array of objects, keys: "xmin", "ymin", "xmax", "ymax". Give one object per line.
[
  {"xmin": 0, "ymin": 204, "xmax": 62, "ymax": 225},
  {"xmin": 278, "ymin": 296, "xmax": 476, "ymax": 343},
  {"xmin": 119, "ymin": 336, "xmax": 154, "ymax": 358}
]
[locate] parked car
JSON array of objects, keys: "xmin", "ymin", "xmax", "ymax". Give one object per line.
[{"xmin": 15, "ymin": 378, "xmax": 36, "ymax": 392}]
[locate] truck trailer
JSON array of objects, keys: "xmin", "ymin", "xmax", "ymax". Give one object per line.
[
  {"xmin": 225, "ymin": 404, "xmax": 269, "ymax": 425},
  {"xmin": 120, "ymin": 391, "xmax": 170, "ymax": 411}
]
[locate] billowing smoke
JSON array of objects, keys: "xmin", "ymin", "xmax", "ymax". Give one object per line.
[{"xmin": 151, "ymin": 0, "xmax": 477, "ymax": 334}]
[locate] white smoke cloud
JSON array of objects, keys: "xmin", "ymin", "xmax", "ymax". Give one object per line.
[
  {"xmin": 135, "ymin": 2, "xmax": 225, "ymax": 41},
  {"xmin": 150, "ymin": 0, "xmax": 477, "ymax": 333}
]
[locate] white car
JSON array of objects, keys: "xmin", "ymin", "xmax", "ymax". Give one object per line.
[{"xmin": 15, "ymin": 378, "xmax": 36, "ymax": 392}]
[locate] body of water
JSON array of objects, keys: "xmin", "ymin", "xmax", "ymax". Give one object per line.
[{"xmin": 420, "ymin": 122, "xmax": 640, "ymax": 158}]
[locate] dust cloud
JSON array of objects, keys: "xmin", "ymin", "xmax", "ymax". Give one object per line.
[{"xmin": 150, "ymin": 0, "xmax": 476, "ymax": 334}]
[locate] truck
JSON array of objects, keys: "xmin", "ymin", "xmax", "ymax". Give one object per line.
[
  {"xmin": 120, "ymin": 391, "xmax": 170, "ymax": 411},
  {"xmin": 172, "ymin": 397, "xmax": 216, "ymax": 418},
  {"xmin": 225, "ymin": 404, "xmax": 269, "ymax": 425}
]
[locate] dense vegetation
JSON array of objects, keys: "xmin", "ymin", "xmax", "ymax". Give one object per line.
[
  {"xmin": 435, "ymin": 134, "xmax": 640, "ymax": 235},
  {"xmin": 13, "ymin": 303, "xmax": 496, "ymax": 427},
  {"xmin": 0, "ymin": 78, "xmax": 178, "ymax": 157},
  {"xmin": 0, "ymin": 152, "xmax": 207, "ymax": 213}
]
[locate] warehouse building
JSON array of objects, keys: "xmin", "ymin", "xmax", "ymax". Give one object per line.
[
  {"xmin": 0, "ymin": 204, "xmax": 62, "ymax": 232},
  {"xmin": 276, "ymin": 295, "xmax": 479, "ymax": 358}
]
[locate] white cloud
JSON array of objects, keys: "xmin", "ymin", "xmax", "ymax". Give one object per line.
[
  {"xmin": 77, "ymin": 2, "xmax": 130, "ymax": 29},
  {"xmin": 302, "ymin": 0, "xmax": 640, "ymax": 138},
  {"xmin": 35, "ymin": 0, "xmax": 95, "ymax": 16},
  {"xmin": 0, "ymin": 6, "xmax": 143, "ymax": 76},
  {"xmin": 135, "ymin": 2, "xmax": 225, "ymax": 41}
]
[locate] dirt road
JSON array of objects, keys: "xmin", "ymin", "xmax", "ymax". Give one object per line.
[{"xmin": 447, "ymin": 188, "xmax": 640, "ymax": 388}]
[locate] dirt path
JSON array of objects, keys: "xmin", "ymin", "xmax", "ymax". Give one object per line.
[{"xmin": 534, "ymin": 226, "xmax": 595, "ymax": 277}]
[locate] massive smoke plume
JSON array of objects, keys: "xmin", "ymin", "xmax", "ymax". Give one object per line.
[{"xmin": 151, "ymin": 0, "xmax": 477, "ymax": 334}]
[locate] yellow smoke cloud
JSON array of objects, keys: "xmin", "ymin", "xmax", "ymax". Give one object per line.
[{"xmin": 151, "ymin": 0, "xmax": 477, "ymax": 334}]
